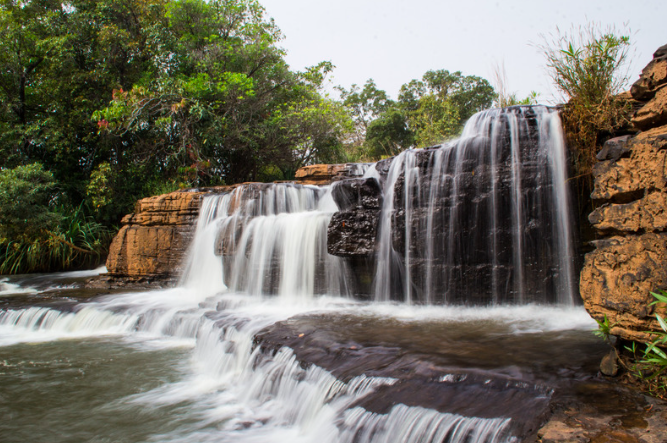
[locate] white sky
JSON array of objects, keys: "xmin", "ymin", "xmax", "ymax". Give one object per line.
[{"xmin": 260, "ymin": 0, "xmax": 666, "ymax": 104}]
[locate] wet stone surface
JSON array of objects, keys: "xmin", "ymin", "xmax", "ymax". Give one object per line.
[{"xmin": 255, "ymin": 312, "xmax": 667, "ymax": 443}]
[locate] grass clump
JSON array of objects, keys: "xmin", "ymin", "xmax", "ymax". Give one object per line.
[
  {"xmin": 541, "ymin": 23, "xmax": 633, "ymax": 177},
  {"xmin": 0, "ymin": 164, "xmax": 112, "ymax": 274}
]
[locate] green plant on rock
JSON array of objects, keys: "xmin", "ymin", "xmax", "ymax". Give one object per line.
[
  {"xmin": 622, "ymin": 290, "xmax": 667, "ymax": 399},
  {"xmin": 540, "ymin": 23, "xmax": 633, "ymax": 178},
  {"xmin": 593, "ymin": 314, "xmax": 616, "ymax": 343}
]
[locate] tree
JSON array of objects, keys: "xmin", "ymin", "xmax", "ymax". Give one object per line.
[
  {"xmin": 338, "ymin": 79, "xmax": 393, "ymax": 145},
  {"xmin": 0, "ymin": 163, "xmax": 61, "ymax": 241},
  {"xmin": 96, "ymin": 0, "xmax": 350, "ymax": 185},
  {"xmin": 398, "ymin": 69, "xmax": 495, "ymax": 145}
]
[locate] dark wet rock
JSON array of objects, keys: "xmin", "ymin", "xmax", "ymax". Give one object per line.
[
  {"xmin": 254, "ymin": 312, "xmax": 665, "ymax": 443},
  {"xmin": 327, "ymin": 210, "xmax": 379, "ymax": 257},
  {"xmin": 331, "ymin": 178, "xmax": 383, "ymax": 211}
]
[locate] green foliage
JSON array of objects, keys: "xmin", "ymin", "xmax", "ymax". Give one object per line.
[
  {"xmin": 541, "ymin": 24, "xmax": 632, "ymax": 176},
  {"xmin": 621, "ymin": 290, "xmax": 667, "ymax": 399},
  {"xmin": 0, "ymin": 203, "xmax": 112, "ymax": 274},
  {"xmin": 0, "ymin": 163, "xmax": 111, "ymax": 274},
  {"xmin": 0, "ymin": 163, "xmax": 62, "ymax": 241},
  {"xmin": 363, "ymin": 109, "xmax": 415, "ymax": 159},
  {"xmin": 593, "ymin": 314, "xmax": 616, "ymax": 342},
  {"xmin": 95, "ymin": 0, "xmax": 350, "ymax": 185},
  {"xmin": 641, "ymin": 291, "xmax": 667, "ymax": 376},
  {"xmin": 341, "ymin": 71, "xmax": 495, "ymax": 161}
]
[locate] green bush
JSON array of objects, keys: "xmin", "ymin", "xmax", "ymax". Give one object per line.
[
  {"xmin": 0, "ymin": 164, "xmax": 112, "ymax": 274},
  {"xmin": 541, "ymin": 24, "xmax": 633, "ymax": 176}
]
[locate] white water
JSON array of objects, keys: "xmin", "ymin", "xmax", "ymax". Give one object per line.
[{"xmin": 371, "ymin": 106, "xmax": 576, "ymax": 305}]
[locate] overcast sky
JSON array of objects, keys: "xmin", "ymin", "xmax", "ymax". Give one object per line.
[{"xmin": 260, "ymin": 0, "xmax": 666, "ymax": 104}]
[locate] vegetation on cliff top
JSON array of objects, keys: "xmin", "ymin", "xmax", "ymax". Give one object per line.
[{"xmin": 541, "ymin": 23, "xmax": 633, "ymax": 178}]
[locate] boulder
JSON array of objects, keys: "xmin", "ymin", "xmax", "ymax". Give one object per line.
[
  {"xmin": 632, "ymin": 85, "xmax": 667, "ymax": 130},
  {"xmin": 590, "ymin": 125, "xmax": 667, "ymax": 202},
  {"xmin": 595, "ymin": 135, "xmax": 631, "ymax": 162},
  {"xmin": 630, "ymin": 43, "xmax": 667, "ymax": 101},
  {"xmin": 589, "ymin": 192, "xmax": 667, "ymax": 233},
  {"xmin": 580, "ymin": 234, "xmax": 667, "ymax": 343},
  {"xmin": 331, "ymin": 177, "xmax": 383, "ymax": 211},
  {"xmin": 106, "ymin": 189, "xmax": 221, "ymax": 281}
]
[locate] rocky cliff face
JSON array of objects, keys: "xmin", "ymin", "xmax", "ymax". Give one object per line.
[
  {"xmin": 580, "ymin": 44, "xmax": 667, "ymax": 343},
  {"xmin": 105, "ymin": 190, "xmax": 211, "ymax": 282}
]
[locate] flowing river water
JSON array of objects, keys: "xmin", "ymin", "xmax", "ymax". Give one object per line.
[{"xmin": 0, "ymin": 269, "xmax": 605, "ymax": 443}]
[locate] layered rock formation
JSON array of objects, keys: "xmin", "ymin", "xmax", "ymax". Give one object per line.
[
  {"xmin": 580, "ymin": 44, "xmax": 667, "ymax": 343},
  {"xmin": 105, "ymin": 164, "xmax": 366, "ymax": 282},
  {"xmin": 105, "ymin": 189, "xmax": 213, "ymax": 282}
]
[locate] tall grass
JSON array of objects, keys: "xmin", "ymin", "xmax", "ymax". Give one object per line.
[
  {"xmin": 0, "ymin": 204, "xmax": 113, "ymax": 274},
  {"xmin": 540, "ymin": 23, "xmax": 633, "ymax": 176}
]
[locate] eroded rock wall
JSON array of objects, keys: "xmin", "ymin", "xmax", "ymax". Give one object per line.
[
  {"xmin": 105, "ymin": 190, "xmax": 211, "ymax": 282},
  {"xmin": 580, "ymin": 44, "xmax": 667, "ymax": 343}
]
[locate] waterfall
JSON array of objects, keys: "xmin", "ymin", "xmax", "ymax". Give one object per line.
[
  {"xmin": 371, "ymin": 106, "xmax": 576, "ymax": 305},
  {"xmin": 180, "ymin": 183, "xmax": 351, "ymax": 301}
]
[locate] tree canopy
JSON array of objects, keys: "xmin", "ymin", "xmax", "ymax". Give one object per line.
[{"xmin": 0, "ymin": 0, "xmax": 498, "ymax": 273}]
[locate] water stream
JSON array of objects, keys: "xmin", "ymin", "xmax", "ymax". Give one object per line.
[{"xmin": 0, "ymin": 107, "xmax": 603, "ymax": 443}]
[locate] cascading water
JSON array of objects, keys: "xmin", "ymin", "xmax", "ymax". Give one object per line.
[
  {"xmin": 0, "ymin": 107, "xmax": 598, "ymax": 443},
  {"xmin": 181, "ymin": 183, "xmax": 351, "ymax": 300},
  {"xmin": 371, "ymin": 106, "xmax": 576, "ymax": 305}
]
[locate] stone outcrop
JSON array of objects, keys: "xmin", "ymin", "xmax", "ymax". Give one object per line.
[
  {"xmin": 106, "ymin": 189, "xmax": 218, "ymax": 281},
  {"xmin": 580, "ymin": 44, "xmax": 667, "ymax": 343},
  {"xmin": 294, "ymin": 163, "xmax": 369, "ymax": 185},
  {"xmin": 327, "ymin": 178, "xmax": 382, "ymax": 257},
  {"xmin": 104, "ymin": 163, "xmax": 366, "ymax": 283}
]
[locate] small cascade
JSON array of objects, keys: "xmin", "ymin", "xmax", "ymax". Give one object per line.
[
  {"xmin": 181, "ymin": 183, "xmax": 351, "ymax": 300},
  {"xmin": 371, "ymin": 106, "xmax": 576, "ymax": 305}
]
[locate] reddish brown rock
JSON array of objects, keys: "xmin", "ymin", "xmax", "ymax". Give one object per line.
[
  {"xmin": 106, "ymin": 190, "xmax": 213, "ymax": 281},
  {"xmin": 294, "ymin": 163, "xmax": 368, "ymax": 185},
  {"xmin": 632, "ymin": 85, "xmax": 667, "ymax": 130},
  {"xmin": 581, "ymin": 46, "xmax": 667, "ymax": 344},
  {"xmin": 590, "ymin": 124, "xmax": 667, "ymax": 202},
  {"xmin": 630, "ymin": 43, "xmax": 667, "ymax": 101},
  {"xmin": 580, "ymin": 234, "xmax": 667, "ymax": 343},
  {"xmin": 589, "ymin": 192, "xmax": 667, "ymax": 233}
]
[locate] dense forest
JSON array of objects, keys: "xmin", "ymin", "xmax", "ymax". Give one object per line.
[{"xmin": 0, "ymin": 0, "xmax": 502, "ymax": 273}]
